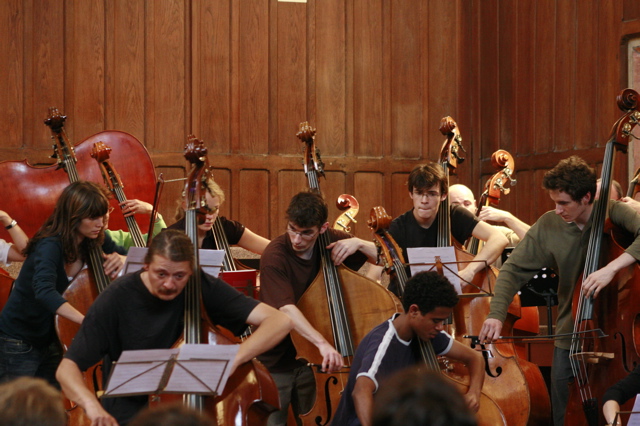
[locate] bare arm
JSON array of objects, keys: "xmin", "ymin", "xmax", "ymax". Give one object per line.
[
  {"xmin": 477, "ymin": 206, "xmax": 531, "ymax": 240},
  {"xmin": 446, "ymin": 340, "xmax": 484, "ymax": 412},
  {"xmin": 458, "ymin": 221, "xmax": 508, "ymax": 284},
  {"xmin": 0, "ymin": 210, "xmax": 28, "ymax": 255},
  {"xmin": 7, "ymin": 244, "xmax": 25, "ymax": 262},
  {"xmin": 352, "ymin": 376, "xmax": 376, "ymax": 426},
  {"xmin": 56, "ymin": 302, "xmax": 84, "ymax": 324},
  {"xmin": 326, "ymin": 237, "xmax": 378, "ymax": 265},
  {"xmin": 56, "ymin": 358, "xmax": 119, "ymax": 426},
  {"xmin": 279, "ymin": 304, "xmax": 343, "ymax": 373},
  {"xmin": 230, "ymin": 303, "xmax": 293, "ymax": 372},
  {"xmin": 603, "ymin": 400, "xmax": 622, "ymax": 425},
  {"xmin": 237, "ymin": 228, "xmax": 270, "ymax": 255}
]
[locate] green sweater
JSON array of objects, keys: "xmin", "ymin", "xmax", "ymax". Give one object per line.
[
  {"xmin": 488, "ymin": 200, "xmax": 640, "ymax": 349},
  {"xmin": 105, "ymin": 215, "xmax": 167, "ymax": 251}
]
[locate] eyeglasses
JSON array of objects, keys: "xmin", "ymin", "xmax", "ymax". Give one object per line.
[
  {"xmin": 204, "ymin": 205, "xmax": 220, "ymax": 214},
  {"xmin": 286, "ymin": 225, "xmax": 319, "ymax": 240},
  {"xmin": 412, "ymin": 190, "xmax": 441, "ymax": 199},
  {"xmin": 107, "ymin": 206, "xmax": 115, "ymax": 214}
]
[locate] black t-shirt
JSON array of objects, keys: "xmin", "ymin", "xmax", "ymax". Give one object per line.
[
  {"xmin": 65, "ymin": 269, "xmax": 258, "ymax": 425},
  {"xmin": 258, "ymin": 229, "xmax": 368, "ymax": 372},
  {"xmin": 167, "ymin": 216, "xmax": 245, "ymax": 249}
]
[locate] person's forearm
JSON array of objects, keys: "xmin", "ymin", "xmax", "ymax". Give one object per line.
[
  {"xmin": 56, "ymin": 302, "xmax": 84, "ymax": 324},
  {"xmin": 234, "ymin": 311, "xmax": 292, "ymax": 365},
  {"xmin": 280, "ymin": 304, "xmax": 330, "ymax": 348},
  {"xmin": 353, "ymin": 389, "xmax": 373, "ymax": 426},
  {"xmin": 468, "ymin": 235, "xmax": 506, "ymax": 275},
  {"xmin": 56, "ymin": 359, "xmax": 112, "ymax": 423},
  {"xmin": 502, "ymin": 215, "xmax": 530, "ymax": 240},
  {"xmin": 603, "ymin": 400, "xmax": 621, "ymax": 425}
]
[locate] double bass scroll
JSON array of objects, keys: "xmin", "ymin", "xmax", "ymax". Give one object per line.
[
  {"xmin": 0, "ymin": 108, "xmax": 156, "ymax": 240},
  {"xmin": 159, "ymin": 135, "xmax": 279, "ymax": 425},
  {"xmin": 437, "ymin": 117, "xmax": 551, "ymax": 426},
  {"xmin": 292, "ymin": 121, "xmax": 402, "ymax": 425}
]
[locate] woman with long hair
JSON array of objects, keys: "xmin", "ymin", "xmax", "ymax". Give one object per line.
[{"xmin": 0, "ymin": 181, "xmax": 124, "ymax": 386}]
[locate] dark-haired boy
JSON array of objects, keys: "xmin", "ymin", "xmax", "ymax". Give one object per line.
[
  {"xmin": 387, "ymin": 162, "xmax": 508, "ymax": 295},
  {"xmin": 479, "ymin": 156, "xmax": 640, "ymax": 425},
  {"xmin": 331, "ymin": 271, "xmax": 484, "ymax": 426},
  {"xmin": 258, "ymin": 191, "xmax": 383, "ymax": 426}
]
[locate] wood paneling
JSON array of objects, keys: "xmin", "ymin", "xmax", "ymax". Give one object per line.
[{"xmin": 0, "ymin": 0, "xmax": 639, "ymax": 241}]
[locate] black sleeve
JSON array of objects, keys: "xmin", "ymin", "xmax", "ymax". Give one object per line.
[
  {"xmin": 450, "ymin": 205, "xmax": 479, "ymax": 245},
  {"xmin": 603, "ymin": 364, "xmax": 640, "ymax": 405},
  {"xmin": 102, "ymin": 232, "xmax": 127, "ymax": 256},
  {"xmin": 201, "ymin": 271, "xmax": 259, "ymax": 336}
]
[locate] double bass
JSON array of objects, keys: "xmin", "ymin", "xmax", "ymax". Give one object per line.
[
  {"xmin": 465, "ymin": 150, "xmax": 540, "ymax": 358},
  {"xmin": 367, "ymin": 205, "xmax": 506, "ymax": 424},
  {"xmin": 565, "ymin": 89, "xmax": 640, "ymax": 425},
  {"xmin": 290, "ymin": 122, "xmax": 402, "ymax": 425},
  {"xmin": 0, "ymin": 111, "xmax": 155, "ymax": 241},
  {"xmin": 155, "ymin": 135, "xmax": 278, "ymax": 424},
  {"xmin": 43, "ymin": 108, "xmax": 116, "ymax": 426},
  {"xmin": 437, "ymin": 117, "xmax": 550, "ymax": 425}
]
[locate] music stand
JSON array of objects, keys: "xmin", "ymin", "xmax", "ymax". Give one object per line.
[
  {"xmin": 122, "ymin": 248, "xmax": 225, "ymax": 278},
  {"xmin": 103, "ymin": 344, "xmax": 238, "ymax": 398},
  {"xmin": 502, "ymin": 247, "xmax": 558, "ymax": 333},
  {"xmin": 406, "ymin": 246, "xmax": 493, "ymax": 297},
  {"xmin": 220, "ymin": 269, "xmax": 259, "ymax": 298}
]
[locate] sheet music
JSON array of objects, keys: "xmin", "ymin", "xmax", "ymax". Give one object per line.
[
  {"xmin": 165, "ymin": 344, "xmax": 239, "ymax": 393},
  {"xmin": 104, "ymin": 344, "xmax": 240, "ymax": 397},
  {"xmin": 122, "ymin": 248, "xmax": 225, "ymax": 278},
  {"xmin": 406, "ymin": 246, "xmax": 461, "ymax": 293},
  {"xmin": 105, "ymin": 348, "xmax": 180, "ymax": 396},
  {"xmin": 629, "ymin": 394, "xmax": 640, "ymax": 425}
]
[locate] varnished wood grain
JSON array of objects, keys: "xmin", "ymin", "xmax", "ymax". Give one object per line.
[{"xmin": 0, "ymin": 0, "xmax": 638, "ymax": 242}]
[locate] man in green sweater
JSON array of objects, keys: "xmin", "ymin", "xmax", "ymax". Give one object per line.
[{"xmin": 478, "ymin": 156, "xmax": 640, "ymax": 426}]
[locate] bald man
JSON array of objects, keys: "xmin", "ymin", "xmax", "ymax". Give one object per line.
[{"xmin": 448, "ymin": 184, "xmax": 529, "ymax": 245}]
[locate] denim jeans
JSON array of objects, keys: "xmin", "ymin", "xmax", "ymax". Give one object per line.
[
  {"xmin": 0, "ymin": 333, "xmax": 62, "ymax": 388},
  {"xmin": 551, "ymin": 347, "xmax": 573, "ymax": 426}
]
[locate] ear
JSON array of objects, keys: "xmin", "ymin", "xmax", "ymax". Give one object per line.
[
  {"xmin": 407, "ymin": 304, "xmax": 420, "ymax": 316},
  {"xmin": 582, "ymin": 192, "xmax": 592, "ymax": 204},
  {"xmin": 319, "ymin": 222, "xmax": 330, "ymax": 234},
  {"xmin": 440, "ymin": 193, "xmax": 448, "ymax": 201}
]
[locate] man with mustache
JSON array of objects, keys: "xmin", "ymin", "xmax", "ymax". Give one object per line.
[{"xmin": 55, "ymin": 229, "xmax": 293, "ymax": 425}]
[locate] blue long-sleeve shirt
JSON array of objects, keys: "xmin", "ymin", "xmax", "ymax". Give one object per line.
[{"xmin": 0, "ymin": 233, "xmax": 124, "ymax": 348}]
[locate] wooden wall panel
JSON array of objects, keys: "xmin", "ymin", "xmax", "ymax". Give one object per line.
[
  {"xmin": 65, "ymin": 0, "xmax": 106, "ymax": 140},
  {"xmin": 352, "ymin": 0, "xmax": 383, "ymax": 158},
  {"xmin": 2, "ymin": 0, "xmax": 640, "ymax": 241},
  {"xmin": 426, "ymin": 1, "xmax": 459, "ymax": 165},
  {"xmin": 533, "ymin": 0, "xmax": 555, "ymax": 155},
  {"xmin": 29, "ymin": 0, "xmax": 65, "ymax": 153},
  {"xmin": 315, "ymin": 0, "xmax": 346, "ymax": 156},
  {"xmin": 237, "ymin": 0, "xmax": 269, "ymax": 154},
  {"xmin": 109, "ymin": 0, "xmax": 146, "ymax": 138},
  {"xmin": 193, "ymin": 0, "xmax": 230, "ymax": 151},
  {"xmin": 477, "ymin": 0, "xmax": 499, "ymax": 157},
  {"xmin": 574, "ymin": 0, "xmax": 599, "ymax": 152},
  {"xmin": 352, "ymin": 172, "xmax": 384, "ymax": 240},
  {"xmin": 145, "ymin": 0, "xmax": 186, "ymax": 152},
  {"xmin": 553, "ymin": 0, "xmax": 576, "ymax": 152},
  {"xmin": 237, "ymin": 169, "xmax": 270, "ymax": 239},
  {"xmin": 497, "ymin": 0, "xmax": 517, "ymax": 157},
  {"xmin": 1, "ymin": 0, "xmax": 24, "ymax": 149},
  {"xmin": 513, "ymin": 0, "xmax": 535, "ymax": 160},
  {"xmin": 273, "ymin": 2, "xmax": 308, "ymax": 155},
  {"xmin": 390, "ymin": 0, "xmax": 423, "ymax": 159}
]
